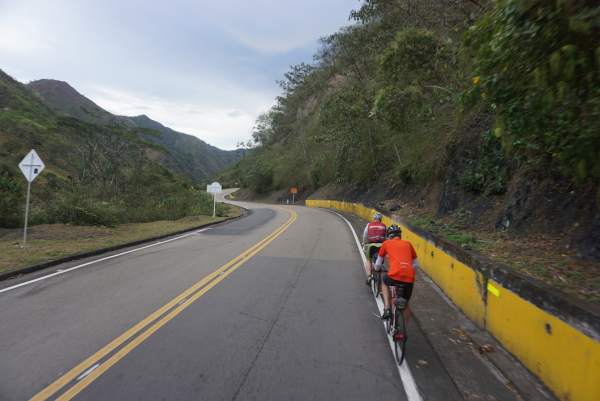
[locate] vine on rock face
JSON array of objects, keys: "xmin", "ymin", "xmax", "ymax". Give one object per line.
[{"xmin": 220, "ymin": 0, "xmax": 598, "ymax": 198}]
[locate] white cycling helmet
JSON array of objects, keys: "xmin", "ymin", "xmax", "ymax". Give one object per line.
[{"xmin": 373, "ymin": 212, "xmax": 383, "ymax": 221}]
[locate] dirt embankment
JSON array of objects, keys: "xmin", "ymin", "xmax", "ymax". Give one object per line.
[{"xmin": 306, "ymin": 175, "xmax": 600, "ymax": 305}]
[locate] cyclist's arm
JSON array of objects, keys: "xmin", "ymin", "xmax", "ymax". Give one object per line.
[
  {"xmin": 375, "ymin": 242, "xmax": 387, "ymax": 269},
  {"xmin": 362, "ymin": 225, "xmax": 369, "ymax": 245}
]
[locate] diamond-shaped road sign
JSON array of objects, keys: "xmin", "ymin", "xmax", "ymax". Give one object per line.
[{"xmin": 19, "ymin": 149, "xmax": 45, "ymax": 183}]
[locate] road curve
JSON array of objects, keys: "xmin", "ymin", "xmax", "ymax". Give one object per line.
[{"xmin": 1, "ymin": 193, "xmax": 408, "ymax": 401}]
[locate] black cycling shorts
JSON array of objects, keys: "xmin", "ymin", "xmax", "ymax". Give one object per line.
[
  {"xmin": 368, "ymin": 245, "xmax": 380, "ymax": 262},
  {"xmin": 383, "ymin": 275, "xmax": 414, "ymax": 302}
]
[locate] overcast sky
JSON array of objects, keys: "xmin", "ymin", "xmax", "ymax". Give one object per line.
[{"xmin": 0, "ymin": 0, "xmax": 359, "ymax": 149}]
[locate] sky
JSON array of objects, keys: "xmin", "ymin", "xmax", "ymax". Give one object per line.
[{"xmin": 0, "ymin": 0, "xmax": 359, "ymax": 149}]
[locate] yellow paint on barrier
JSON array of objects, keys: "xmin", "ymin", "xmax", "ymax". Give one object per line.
[
  {"xmin": 306, "ymin": 199, "xmax": 600, "ymax": 401},
  {"xmin": 486, "ymin": 279, "xmax": 600, "ymax": 401},
  {"xmin": 487, "ymin": 283, "xmax": 500, "ymax": 297}
]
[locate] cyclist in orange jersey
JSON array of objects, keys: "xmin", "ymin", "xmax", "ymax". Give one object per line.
[{"xmin": 375, "ymin": 224, "xmax": 417, "ymax": 321}]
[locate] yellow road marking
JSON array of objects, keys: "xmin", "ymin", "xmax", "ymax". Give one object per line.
[{"xmin": 30, "ymin": 209, "xmax": 297, "ymax": 401}]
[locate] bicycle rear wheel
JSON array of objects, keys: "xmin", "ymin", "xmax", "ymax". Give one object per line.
[{"xmin": 393, "ymin": 308, "xmax": 407, "ymax": 365}]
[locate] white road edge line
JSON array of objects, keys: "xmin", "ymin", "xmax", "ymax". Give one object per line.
[
  {"xmin": 331, "ymin": 210, "xmax": 423, "ymax": 401},
  {"xmin": 0, "ymin": 228, "xmax": 211, "ymax": 295}
]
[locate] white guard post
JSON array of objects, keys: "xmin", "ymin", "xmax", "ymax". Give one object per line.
[{"xmin": 18, "ymin": 149, "xmax": 45, "ymax": 246}]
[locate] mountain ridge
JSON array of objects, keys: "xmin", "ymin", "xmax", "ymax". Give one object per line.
[
  {"xmin": 27, "ymin": 79, "xmax": 132, "ymax": 127},
  {"xmin": 27, "ymin": 78, "xmax": 242, "ymax": 182},
  {"xmin": 0, "ymin": 68, "xmax": 220, "ymax": 227}
]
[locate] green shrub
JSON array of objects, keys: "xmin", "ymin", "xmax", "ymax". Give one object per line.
[
  {"xmin": 466, "ymin": 0, "xmax": 600, "ymax": 182},
  {"xmin": 0, "ymin": 168, "xmax": 23, "ymax": 227},
  {"xmin": 373, "ymin": 29, "xmax": 454, "ymax": 125},
  {"xmin": 43, "ymin": 194, "xmax": 122, "ymax": 227},
  {"xmin": 459, "ymin": 131, "xmax": 508, "ymax": 195}
]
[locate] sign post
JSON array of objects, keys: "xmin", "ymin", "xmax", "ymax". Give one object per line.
[
  {"xmin": 18, "ymin": 149, "xmax": 45, "ymax": 247},
  {"xmin": 206, "ymin": 182, "xmax": 222, "ymax": 218},
  {"xmin": 290, "ymin": 187, "xmax": 298, "ymax": 204}
]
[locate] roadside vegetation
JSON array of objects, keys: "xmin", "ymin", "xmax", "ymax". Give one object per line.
[
  {"xmin": 220, "ymin": 0, "xmax": 600, "ymax": 303},
  {"xmin": 0, "ymin": 70, "xmax": 227, "ymax": 228},
  {"xmin": 222, "ymin": 0, "xmax": 598, "ymax": 193},
  {"xmin": 0, "ymin": 204, "xmax": 241, "ymax": 275}
]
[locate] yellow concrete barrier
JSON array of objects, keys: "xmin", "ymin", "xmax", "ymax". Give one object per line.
[{"xmin": 306, "ymin": 199, "xmax": 600, "ymax": 401}]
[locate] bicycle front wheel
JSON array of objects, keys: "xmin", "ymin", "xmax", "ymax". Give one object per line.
[
  {"xmin": 370, "ymin": 272, "xmax": 377, "ymax": 297},
  {"xmin": 373, "ymin": 272, "xmax": 382, "ymax": 298}
]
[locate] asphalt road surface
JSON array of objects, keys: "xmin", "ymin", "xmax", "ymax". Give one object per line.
[{"xmin": 1, "ymin": 191, "xmax": 454, "ymax": 401}]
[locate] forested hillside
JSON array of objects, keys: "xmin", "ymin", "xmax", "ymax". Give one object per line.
[
  {"xmin": 28, "ymin": 79, "xmax": 243, "ymax": 183},
  {"xmin": 221, "ymin": 0, "xmax": 600, "ymax": 262},
  {"xmin": 129, "ymin": 114, "xmax": 244, "ymax": 183},
  {"xmin": 0, "ymin": 70, "xmax": 227, "ymax": 227}
]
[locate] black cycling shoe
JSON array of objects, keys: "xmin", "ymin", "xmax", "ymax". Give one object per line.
[
  {"xmin": 366, "ymin": 275, "xmax": 372, "ymax": 286},
  {"xmin": 381, "ymin": 309, "xmax": 392, "ymax": 320}
]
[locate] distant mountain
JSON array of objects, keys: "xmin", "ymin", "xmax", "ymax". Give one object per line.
[
  {"xmin": 28, "ymin": 79, "xmax": 133, "ymax": 127},
  {"xmin": 129, "ymin": 114, "xmax": 244, "ymax": 183},
  {"xmin": 27, "ymin": 79, "xmax": 243, "ymax": 182},
  {"xmin": 0, "ymin": 69, "xmax": 219, "ymax": 227}
]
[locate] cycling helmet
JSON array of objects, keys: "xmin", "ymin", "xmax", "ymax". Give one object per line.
[
  {"xmin": 387, "ymin": 224, "xmax": 402, "ymax": 238},
  {"xmin": 373, "ymin": 212, "xmax": 383, "ymax": 221}
]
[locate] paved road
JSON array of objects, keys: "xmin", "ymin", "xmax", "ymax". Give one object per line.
[{"xmin": 0, "ymin": 193, "xmax": 452, "ymax": 401}]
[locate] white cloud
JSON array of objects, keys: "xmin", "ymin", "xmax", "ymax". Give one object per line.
[
  {"xmin": 86, "ymin": 85, "xmax": 273, "ymax": 150},
  {"xmin": 0, "ymin": 7, "xmax": 53, "ymax": 55},
  {"xmin": 206, "ymin": 0, "xmax": 355, "ymax": 53},
  {"xmin": 0, "ymin": 0, "xmax": 359, "ymax": 149}
]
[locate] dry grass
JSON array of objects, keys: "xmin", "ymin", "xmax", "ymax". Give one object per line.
[{"xmin": 0, "ymin": 205, "xmax": 241, "ymax": 275}]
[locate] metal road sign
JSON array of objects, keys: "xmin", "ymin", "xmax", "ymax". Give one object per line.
[
  {"xmin": 207, "ymin": 182, "xmax": 222, "ymax": 194},
  {"xmin": 206, "ymin": 182, "xmax": 222, "ymax": 218},
  {"xmin": 19, "ymin": 149, "xmax": 45, "ymax": 246},
  {"xmin": 19, "ymin": 149, "xmax": 45, "ymax": 182}
]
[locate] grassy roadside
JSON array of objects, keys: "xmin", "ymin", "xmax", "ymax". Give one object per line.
[
  {"xmin": 405, "ymin": 212, "xmax": 600, "ymax": 305},
  {"xmin": 0, "ymin": 204, "xmax": 241, "ymax": 275}
]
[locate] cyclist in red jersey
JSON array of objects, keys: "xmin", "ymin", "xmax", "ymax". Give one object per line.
[
  {"xmin": 362, "ymin": 212, "xmax": 387, "ymax": 285},
  {"xmin": 375, "ymin": 224, "xmax": 417, "ymax": 321}
]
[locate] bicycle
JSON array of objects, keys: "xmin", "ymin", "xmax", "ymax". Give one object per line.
[
  {"xmin": 384, "ymin": 285, "xmax": 409, "ymax": 365},
  {"xmin": 363, "ymin": 243, "xmax": 383, "ymax": 298}
]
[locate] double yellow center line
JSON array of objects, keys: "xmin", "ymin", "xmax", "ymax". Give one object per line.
[{"xmin": 31, "ymin": 209, "xmax": 297, "ymax": 401}]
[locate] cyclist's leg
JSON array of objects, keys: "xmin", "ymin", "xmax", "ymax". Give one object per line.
[
  {"xmin": 364, "ymin": 245, "xmax": 372, "ymax": 285},
  {"xmin": 383, "ymin": 276, "xmax": 414, "ymax": 321},
  {"xmin": 366, "ymin": 245, "xmax": 377, "ymax": 284},
  {"xmin": 395, "ymin": 282, "xmax": 414, "ymax": 323},
  {"xmin": 381, "ymin": 273, "xmax": 393, "ymax": 312}
]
